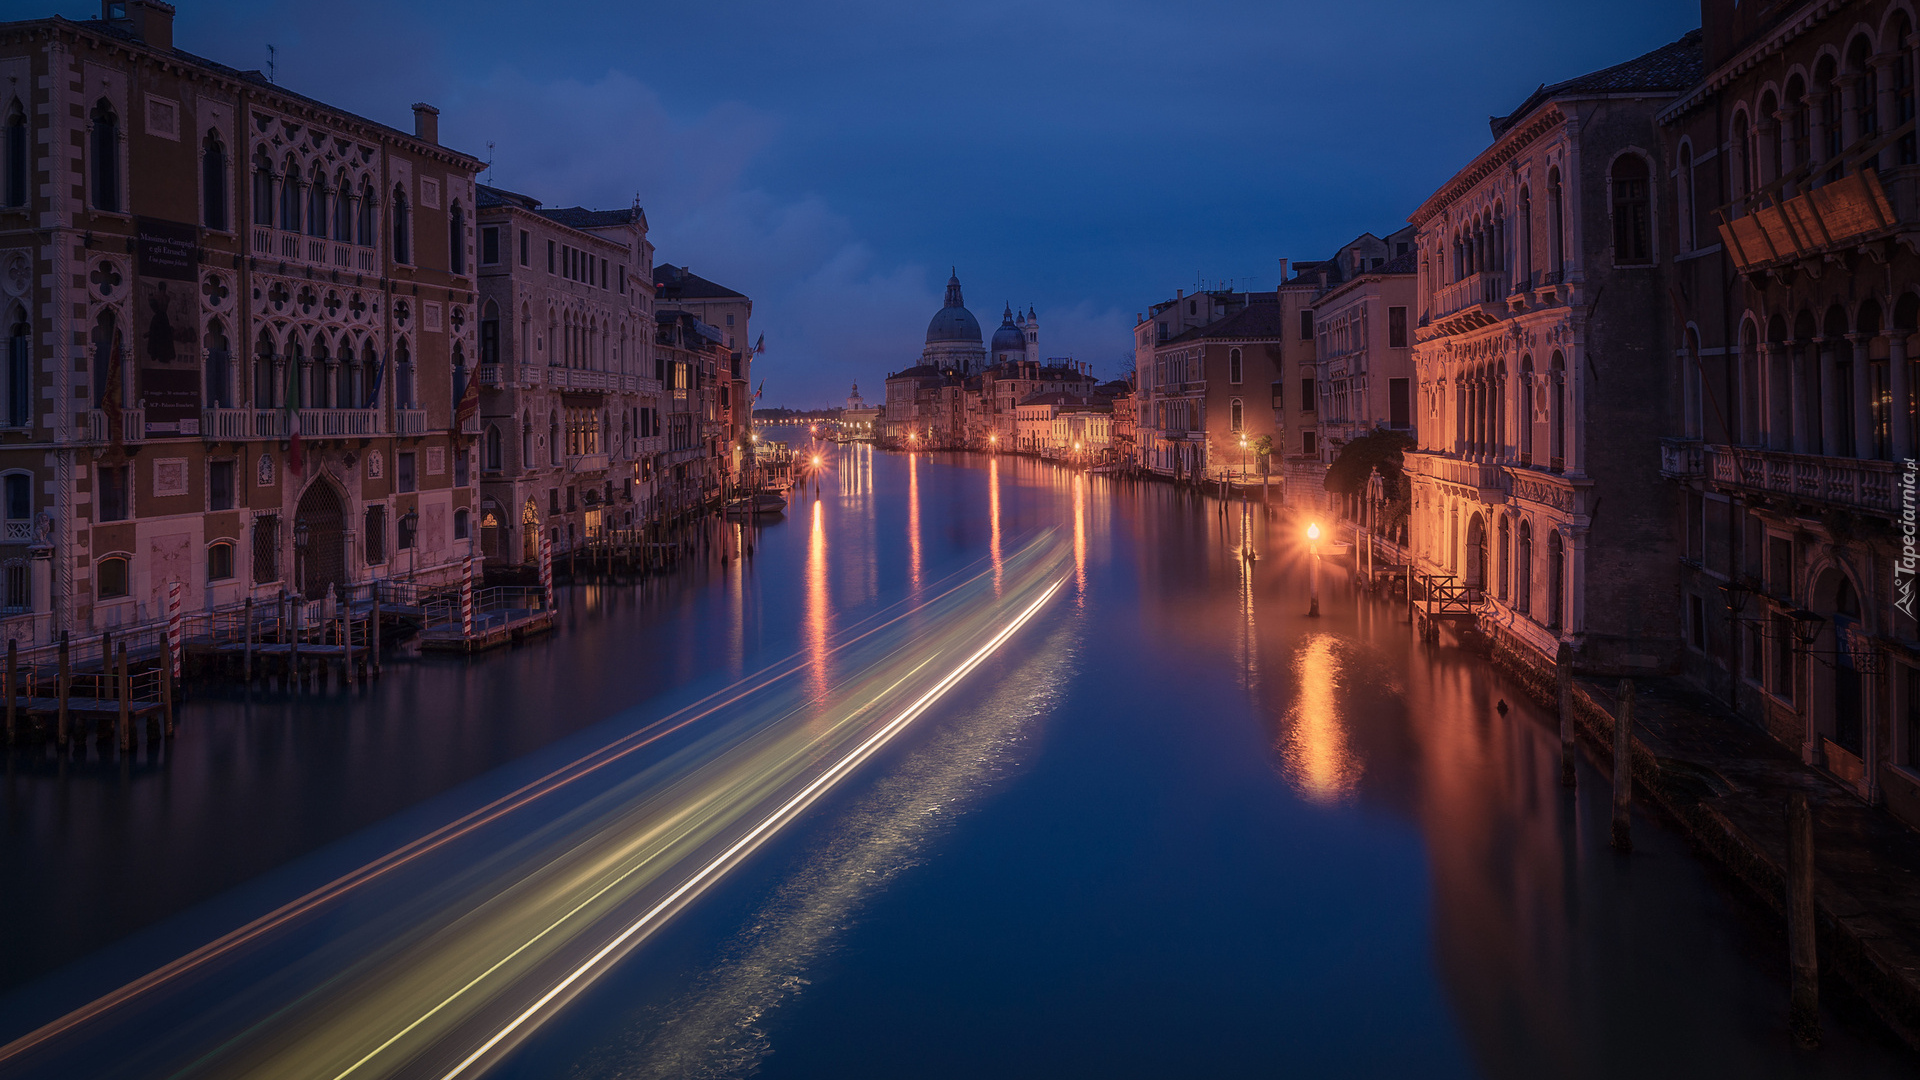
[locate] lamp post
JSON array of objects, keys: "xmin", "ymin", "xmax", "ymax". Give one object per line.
[
  {"xmin": 294, "ymin": 521, "xmax": 310, "ymax": 601},
  {"xmin": 1307, "ymin": 521, "xmax": 1321, "ymax": 617},
  {"xmin": 1239, "ymin": 436, "xmax": 1248, "ymax": 488}
]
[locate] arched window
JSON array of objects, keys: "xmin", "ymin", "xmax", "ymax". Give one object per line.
[
  {"xmin": 449, "ymin": 201, "xmax": 467, "ymax": 275},
  {"xmin": 254, "ymin": 328, "xmax": 276, "ymax": 408},
  {"xmin": 358, "ymin": 341, "xmax": 377, "ymax": 408},
  {"xmin": 1229, "ymin": 347, "xmax": 1242, "ymax": 384},
  {"xmin": 357, "ymin": 181, "xmax": 376, "ymax": 246},
  {"xmin": 1897, "ymin": 15, "xmax": 1919, "ymax": 166},
  {"xmin": 202, "ymin": 132, "xmax": 227, "ymax": 231},
  {"xmin": 454, "ymin": 507, "xmax": 470, "ymax": 541},
  {"xmin": 521, "ymin": 412, "xmax": 532, "ymax": 468},
  {"xmin": 1612, "ymin": 154, "xmax": 1650, "ymax": 263},
  {"xmin": 1547, "ymin": 531, "xmax": 1565, "ymax": 631},
  {"xmin": 1549, "ymin": 350, "xmax": 1567, "ymax": 470},
  {"xmin": 252, "ymin": 149, "xmax": 275, "ymax": 227},
  {"xmin": 549, "ymin": 411, "xmax": 561, "ymax": 467},
  {"xmin": 332, "ymin": 170, "xmax": 352, "ymax": 242},
  {"xmin": 1851, "ymin": 35, "xmax": 1879, "ymax": 144},
  {"xmin": 1516, "ymin": 186, "xmax": 1532, "ymax": 285},
  {"xmin": 4, "ymin": 472, "xmax": 29, "ymax": 524},
  {"xmin": 89, "ymin": 99, "xmax": 119, "ymax": 212},
  {"xmin": 1230, "ymin": 398, "xmax": 1244, "ymax": 432},
  {"xmin": 1497, "ymin": 515, "xmax": 1510, "ymax": 600},
  {"xmin": 7, "ymin": 311, "xmax": 28, "ymax": 427},
  {"xmin": 1818, "ymin": 56, "xmax": 1844, "ymax": 182},
  {"xmin": 205, "ymin": 320, "xmax": 231, "ymax": 409},
  {"xmin": 96, "ymin": 555, "xmax": 129, "ymax": 599},
  {"xmin": 4, "ymin": 102, "xmax": 24, "ymax": 208},
  {"xmin": 207, "ymin": 540, "xmax": 235, "ymax": 581},
  {"xmin": 278, "ymin": 155, "xmax": 299, "ymax": 231},
  {"xmin": 395, "ymin": 338, "xmax": 414, "ymax": 408},
  {"xmin": 306, "ymin": 167, "xmax": 327, "ymax": 237},
  {"xmin": 485, "ymin": 424, "xmax": 502, "ymax": 472},
  {"xmin": 1515, "ymin": 521, "xmax": 1532, "ymax": 614},
  {"xmin": 481, "ymin": 300, "xmax": 499, "ymax": 366},
  {"xmin": 451, "ymin": 342, "xmax": 468, "ymax": 408},
  {"xmin": 391, "ymin": 186, "xmax": 411, "ymax": 265},
  {"xmin": 1731, "ymin": 111, "xmax": 1752, "ymax": 207},
  {"xmin": 1547, "ymin": 167, "xmax": 1565, "ymax": 277}
]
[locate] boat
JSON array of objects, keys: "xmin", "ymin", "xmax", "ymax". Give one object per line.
[{"xmin": 724, "ymin": 492, "xmax": 788, "ymax": 517}]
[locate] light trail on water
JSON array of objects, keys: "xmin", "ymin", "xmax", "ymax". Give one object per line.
[{"xmin": 0, "ymin": 533, "xmax": 1072, "ymax": 1080}]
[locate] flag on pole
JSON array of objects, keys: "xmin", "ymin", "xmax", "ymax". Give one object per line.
[
  {"xmin": 101, "ymin": 335, "xmax": 126, "ymax": 453},
  {"xmin": 286, "ymin": 352, "xmax": 305, "ymax": 475},
  {"xmin": 752, "ymin": 380, "xmax": 764, "ymax": 402},
  {"xmin": 752, "ymin": 333, "xmax": 765, "ymax": 356}
]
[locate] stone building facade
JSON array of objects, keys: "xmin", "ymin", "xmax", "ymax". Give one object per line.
[
  {"xmin": 1660, "ymin": 0, "xmax": 1920, "ymax": 821},
  {"xmin": 474, "ymin": 184, "xmax": 657, "ymax": 565},
  {"xmin": 653, "ymin": 263, "xmax": 752, "ymax": 479},
  {"xmin": 1406, "ymin": 30, "xmax": 1702, "ymax": 678},
  {"xmin": 1139, "ymin": 302, "xmax": 1288, "ymax": 483},
  {"xmin": 0, "ymin": 1, "xmax": 484, "ymax": 642}
]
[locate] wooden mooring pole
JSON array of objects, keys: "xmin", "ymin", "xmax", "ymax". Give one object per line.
[
  {"xmin": 116, "ymin": 641, "xmax": 130, "ymax": 754},
  {"xmin": 243, "ymin": 595, "xmax": 254, "ymax": 683},
  {"xmin": 4, "ymin": 637, "xmax": 14, "ymax": 746},
  {"xmin": 1612, "ymin": 679, "xmax": 1634, "ymax": 852},
  {"xmin": 1787, "ymin": 791, "xmax": 1821, "ymax": 1046},
  {"xmin": 56, "ymin": 631, "xmax": 70, "ymax": 747},
  {"xmin": 1556, "ymin": 641, "xmax": 1575, "ymax": 788}
]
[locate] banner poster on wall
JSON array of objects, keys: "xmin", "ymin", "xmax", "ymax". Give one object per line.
[{"xmin": 135, "ymin": 217, "xmax": 202, "ymax": 436}]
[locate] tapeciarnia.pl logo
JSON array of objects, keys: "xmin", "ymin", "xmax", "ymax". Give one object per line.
[{"xmin": 1900, "ymin": 458, "xmax": 1919, "ymax": 619}]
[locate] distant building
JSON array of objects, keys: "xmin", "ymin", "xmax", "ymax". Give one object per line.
[
  {"xmin": 842, "ymin": 384, "xmax": 881, "ymax": 439},
  {"xmin": 654, "ymin": 264, "xmax": 753, "ymax": 478}
]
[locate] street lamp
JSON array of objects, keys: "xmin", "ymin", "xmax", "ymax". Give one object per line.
[
  {"xmin": 1307, "ymin": 521, "xmax": 1321, "ymax": 617},
  {"xmin": 294, "ymin": 521, "xmax": 310, "ymax": 599},
  {"xmin": 401, "ymin": 508, "xmax": 419, "ymax": 581},
  {"xmin": 1239, "ymin": 436, "xmax": 1248, "ymax": 485}
]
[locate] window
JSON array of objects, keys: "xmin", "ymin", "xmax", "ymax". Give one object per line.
[
  {"xmin": 519, "ymin": 229, "xmax": 530, "ymax": 266},
  {"xmin": 90, "ymin": 99, "xmax": 119, "ymax": 212},
  {"xmin": 454, "ymin": 507, "xmax": 470, "ymax": 541},
  {"xmin": 3, "ymin": 473, "xmax": 27, "ymax": 524},
  {"xmin": 1678, "ymin": 142, "xmax": 1696, "ymax": 251},
  {"xmin": 1389, "ymin": 306, "xmax": 1408, "ymax": 348},
  {"xmin": 481, "ymin": 225, "xmax": 499, "ymax": 265},
  {"xmin": 96, "ymin": 555, "xmax": 128, "ymax": 599},
  {"xmin": 1299, "ymin": 309, "xmax": 1313, "ymax": 340},
  {"xmin": 209, "ymin": 459, "xmax": 235, "ymax": 511},
  {"xmin": 97, "ymin": 463, "xmax": 129, "ymax": 522},
  {"xmin": 4, "ymin": 105, "xmax": 24, "ymax": 208},
  {"xmin": 396, "ymin": 451, "xmax": 417, "ymax": 493},
  {"xmin": 449, "ymin": 202, "xmax": 467, "ymax": 275},
  {"xmin": 549, "ymin": 487, "xmax": 560, "ymax": 514},
  {"xmin": 1611, "ymin": 154, "xmax": 1651, "ymax": 263},
  {"xmin": 1547, "ymin": 167, "xmax": 1565, "ymax": 275},
  {"xmin": 1230, "ymin": 398, "xmax": 1243, "ymax": 431},
  {"xmin": 480, "ymin": 304, "xmax": 499, "ymax": 365},
  {"xmin": 307, "ymin": 169, "xmax": 327, "ymax": 237},
  {"xmin": 485, "ymin": 425, "xmax": 502, "ymax": 472},
  {"xmin": 365, "ymin": 504, "xmax": 386, "ymax": 564},
  {"xmin": 3, "ymin": 560, "xmax": 25, "ymax": 612},
  {"xmin": 1229, "ymin": 347, "xmax": 1243, "ymax": 384},
  {"xmin": 358, "ymin": 181, "xmax": 376, "ymax": 245},
  {"xmin": 252, "ymin": 514, "xmax": 279, "ymax": 583},
  {"xmin": 1689, "ymin": 594, "xmax": 1706, "ymax": 651},
  {"xmin": 618, "ymin": 265, "xmax": 626, "ymax": 293},
  {"xmin": 1389, "ymin": 378, "xmax": 1411, "ymax": 429},
  {"xmin": 392, "ymin": 187, "xmax": 411, "ymax": 264},
  {"xmin": 455, "ymin": 448, "xmax": 469, "ymax": 487},
  {"xmin": 1775, "ymin": 612, "xmax": 1798, "ymax": 703},
  {"xmin": 1300, "ymin": 377, "xmax": 1316, "ymax": 412},
  {"xmin": 398, "ymin": 509, "xmax": 416, "ymax": 551},
  {"xmin": 207, "ymin": 541, "xmax": 234, "ymax": 581},
  {"xmin": 1768, "ymin": 535, "xmax": 1793, "ymax": 601},
  {"xmin": 600, "ymin": 258, "xmax": 608, "ymax": 288},
  {"xmin": 332, "ymin": 171, "xmax": 351, "ymax": 242},
  {"xmin": 547, "ymin": 239, "xmax": 556, "ymax": 274},
  {"xmin": 7, "ymin": 316, "xmax": 27, "ymax": 427},
  {"xmin": 1303, "ymin": 430, "xmax": 1317, "ymax": 455},
  {"xmin": 1548, "ymin": 351, "xmax": 1566, "ymax": 470},
  {"xmin": 202, "ymin": 133, "xmax": 227, "ymax": 230}
]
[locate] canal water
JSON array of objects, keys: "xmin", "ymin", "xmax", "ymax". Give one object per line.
[{"xmin": 1, "ymin": 445, "xmax": 1913, "ymax": 1078}]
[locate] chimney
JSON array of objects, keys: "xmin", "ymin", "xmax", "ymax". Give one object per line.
[
  {"xmin": 1277, "ymin": 258, "xmax": 1289, "ymax": 284},
  {"xmin": 412, "ymin": 103, "xmax": 440, "ymax": 145},
  {"xmin": 125, "ymin": 0, "xmax": 174, "ymax": 50}
]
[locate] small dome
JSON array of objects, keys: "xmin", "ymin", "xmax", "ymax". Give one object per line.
[{"xmin": 991, "ymin": 305, "xmax": 1025, "ymax": 355}]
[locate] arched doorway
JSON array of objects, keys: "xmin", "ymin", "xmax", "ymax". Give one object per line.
[
  {"xmin": 1465, "ymin": 512, "xmax": 1487, "ymax": 596},
  {"xmin": 480, "ymin": 499, "xmax": 503, "ymax": 559},
  {"xmin": 521, "ymin": 497, "xmax": 540, "ymax": 564},
  {"xmin": 294, "ymin": 479, "xmax": 346, "ymax": 600}
]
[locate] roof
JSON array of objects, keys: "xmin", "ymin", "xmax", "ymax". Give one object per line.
[
  {"xmin": 1491, "ymin": 29, "xmax": 1704, "ymax": 137},
  {"xmin": 477, "ymin": 184, "xmax": 540, "ymax": 211},
  {"xmin": 1018, "ymin": 391, "xmax": 1106, "ymax": 409},
  {"xmin": 1162, "ymin": 302, "xmax": 1287, "ymax": 346},
  {"xmin": 27, "ymin": 15, "xmax": 482, "ymax": 169},
  {"xmin": 539, "ymin": 206, "xmax": 645, "ymax": 230},
  {"xmin": 887, "ymin": 364, "xmax": 947, "ymax": 381},
  {"xmin": 655, "ymin": 263, "xmax": 748, "ymax": 300}
]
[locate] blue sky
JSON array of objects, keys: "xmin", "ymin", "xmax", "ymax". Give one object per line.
[{"xmin": 160, "ymin": 0, "xmax": 1699, "ymax": 407}]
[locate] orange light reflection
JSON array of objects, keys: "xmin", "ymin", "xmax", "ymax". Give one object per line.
[
  {"xmin": 989, "ymin": 455, "xmax": 1003, "ymax": 596},
  {"xmin": 908, "ymin": 450, "xmax": 922, "ymax": 591},
  {"xmin": 806, "ymin": 497, "xmax": 830, "ymax": 705},
  {"xmin": 1283, "ymin": 635, "xmax": 1361, "ymax": 802}
]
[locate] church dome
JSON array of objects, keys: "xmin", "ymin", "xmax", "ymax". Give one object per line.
[
  {"xmin": 926, "ymin": 270, "xmax": 982, "ymax": 345},
  {"xmin": 990, "ymin": 305, "xmax": 1026, "ymax": 355}
]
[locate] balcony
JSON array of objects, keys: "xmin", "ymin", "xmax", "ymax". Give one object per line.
[
  {"xmin": 549, "ymin": 368, "xmax": 616, "ymax": 393},
  {"xmin": 475, "ymin": 364, "xmax": 502, "ymax": 389},
  {"xmin": 397, "ymin": 409, "xmax": 428, "ymax": 437},
  {"xmin": 568, "ymin": 452, "xmax": 610, "ymax": 474},
  {"xmin": 1424, "ymin": 452, "xmax": 1510, "ymax": 500},
  {"xmin": 1431, "ymin": 272, "xmax": 1510, "ymax": 335},
  {"xmin": 201, "ymin": 408, "xmax": 252, "ymax": 440},
  {"xmin": 86, "ymin": 408, "xmax": 145, "ymax": 443},
  {"xmin": 1707, "ymin": 445, "xmax": 1900, "ymax": 516},
  {"xmin": 1659, "ymin": 437, "xmax": 1705, "ymax": 479},
  {"xmin": 296, "ymin": 408, "xmax": 380, "ymax": 438},
  {"xmin": 460, "ymin": 412, "xmax": 481, "ymax": 436},
  {"xmin": 246, "ymin": 224, "xmax": 380, "ymax": 273}
]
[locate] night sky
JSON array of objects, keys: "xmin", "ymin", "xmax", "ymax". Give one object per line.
[{"xmin": 153, "ymin": 0, "xmax": 1698, "ymax": 406}]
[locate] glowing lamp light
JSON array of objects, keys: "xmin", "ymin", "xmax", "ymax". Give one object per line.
[
  {"xmin": 1307, "ymin": 523, "xmax": 1321, "ymax": 541},
  {"xmin": 811, "ymin": 455, "xmax": 822, "ymax": 466}
]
